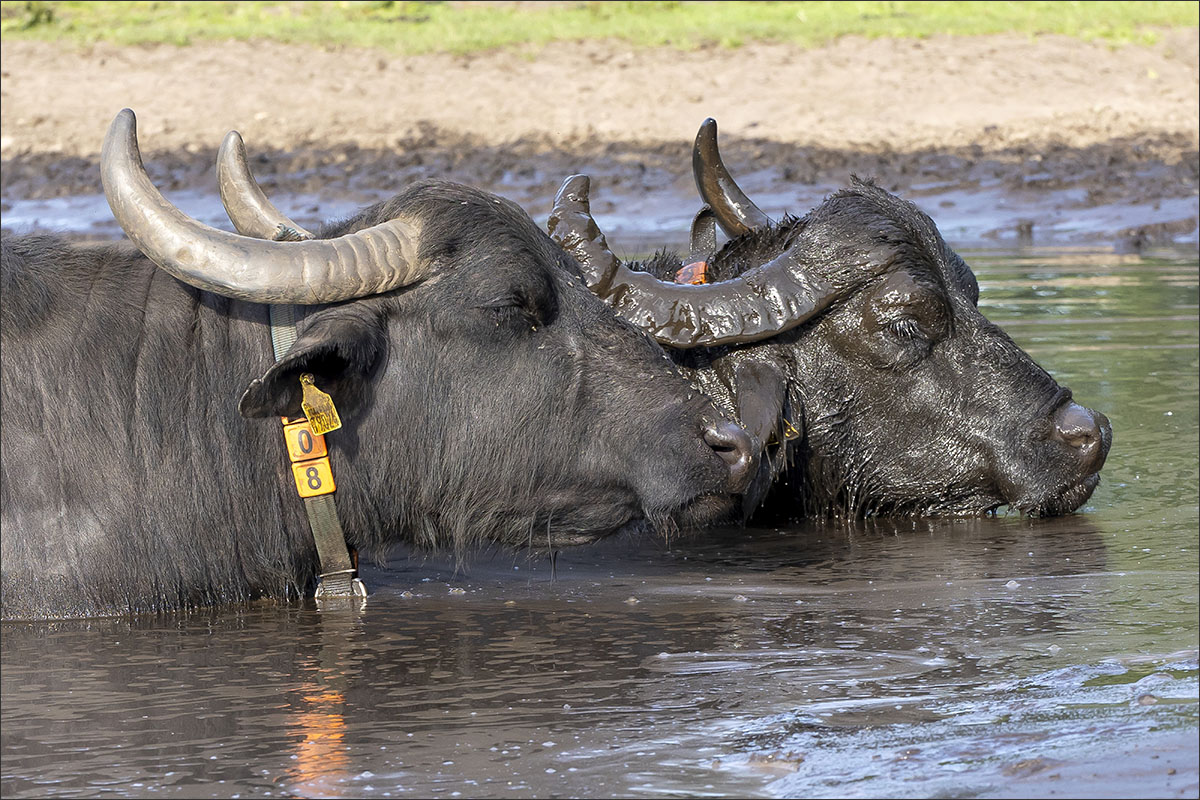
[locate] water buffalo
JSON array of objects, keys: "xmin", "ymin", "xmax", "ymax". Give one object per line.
[
  {"xmin": 549, "ymin": 119, "xmax": 1111, "ymax": 519},
  {"xmin": 0, "ymin": 110, "xmax": 755, "ymax": 620}
]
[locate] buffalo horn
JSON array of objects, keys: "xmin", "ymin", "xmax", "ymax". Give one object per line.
[
  {"xmin": 692, "ymin": 117, "xmax": 771, "ymax": 237},
  {"xmin": 549, "ymin": 175, "xmax": 837, "ymax": 349},
  {"xmin": 101, "ymin": 109, "xmax": 424, "ymax": 305},
  {"xmin": 217, "ymin": 130, "xmax": 315, "ymax": 240}
]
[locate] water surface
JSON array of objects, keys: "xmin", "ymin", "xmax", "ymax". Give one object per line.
[{"xmin": 2, "ymin": 249, "xmax": 1197, "ymax": 798}]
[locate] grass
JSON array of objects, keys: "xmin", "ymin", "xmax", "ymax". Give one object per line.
[{"xmin": 1, "ymin": 1, "xmax": 1196, "ymax": 54}]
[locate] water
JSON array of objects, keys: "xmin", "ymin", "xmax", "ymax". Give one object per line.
[{"xmin": 2, "ymin": 249, "xmax": 1197, "ymax": 798}]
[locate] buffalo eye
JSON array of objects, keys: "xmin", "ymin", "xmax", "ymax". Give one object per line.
[
  {"xmin": 864, "ymin": 283, "xmax": 950, "ymax": 368},
  {"xmin": 877, "ymin": 313, "xmax": 936, "ymax": 366},
  {"xmin": 887, "ymin": 316, "xmax": 927, "ymax": 342},
  {"xmin": 476, "ymin": 293, "xmax": 544, "ymax": 330}
]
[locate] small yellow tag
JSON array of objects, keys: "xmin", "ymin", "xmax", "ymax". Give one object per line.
[
  {"xmin": 300, "ymin": 373, "xmax": 342, "ymax": 435},
  {"xmin": 767, "ymin": 417, "xmax": 802, "ymax": 446}
]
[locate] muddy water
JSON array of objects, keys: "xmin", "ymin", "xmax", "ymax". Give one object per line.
[
  {"xmin": 6, "ymin": 165, "xmax": 1199, "ymax": 251},
  {"xmin": 2, "ymin": 250, "xmax": 1198, "ymax": 798}
]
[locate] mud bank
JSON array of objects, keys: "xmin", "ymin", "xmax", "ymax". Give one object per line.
[
  {"xmin": 5, "ymin": 132, "xmax": 1197, "ymax": 251},
  {"xmin": 2, "ymin": 33, "xmax": 1198, "ymax": 248}
]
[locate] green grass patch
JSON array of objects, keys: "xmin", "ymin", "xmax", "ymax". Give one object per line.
[{"xmin": 2, "ymin": 1, "xmax": 1196, "ymax": 53}]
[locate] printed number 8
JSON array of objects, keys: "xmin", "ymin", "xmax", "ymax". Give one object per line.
[{"xmin": 305, "ymin": 466, "xmax": 322, "ymax": 491}]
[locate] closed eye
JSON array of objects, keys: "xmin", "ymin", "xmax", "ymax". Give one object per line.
[
  {"xmin": 888, "ymin": 317, "xmax": 926, "ymax": 341},
  {"xmin": 477, "ymin": 296, "xmax": 544, "ymax": 329}
]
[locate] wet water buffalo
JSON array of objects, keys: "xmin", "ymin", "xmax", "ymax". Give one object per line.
[
  {"xmin": 549, "ymin": 119, "xmax": 1112, "ymax": 519},
  {"xmin": 0, "ymin": 110, "xmax": 754, "ymax": 619}
]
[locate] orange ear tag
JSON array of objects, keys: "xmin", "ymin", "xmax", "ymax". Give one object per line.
[{"xmin": 675, "ymin": 261, "xmax": 709, "ymax": 285}]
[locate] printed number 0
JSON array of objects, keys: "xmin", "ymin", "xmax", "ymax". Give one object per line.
[
  {"xmin": 305, "ymin": 466, "xmax": 322, "ymax": 491},
  {"xmin": 297, "ymin": 429, "xmax": 314, "ymax": 454}
]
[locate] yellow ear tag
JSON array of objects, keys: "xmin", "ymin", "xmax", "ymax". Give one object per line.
[{"xmin": 299, "ymin": 373, "xmax": 342, "ymax": 435}]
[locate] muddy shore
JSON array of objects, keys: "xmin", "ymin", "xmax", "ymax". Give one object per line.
[{"xmin": 2, "ymin": 32, "xmax": 1198, "ymax": 249}]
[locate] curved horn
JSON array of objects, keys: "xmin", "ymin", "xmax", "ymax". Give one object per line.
[
  {"xmin": 549, "ymin": 175, "xmax": 836, "ymax": 349},
  {"xmin": 217, "ymin": 130, "xmax": 315, "ymax": 240},
  {"xmin": 545, "ymin": 176, "xmax": 621, "ymax": 296},
  {"xmin": 692, "ymin": 118, "xmax": 771, "ymax": 237},
  {"xmin": 101, "ymin": 109, "xmax": 424, "ymax": 305}
]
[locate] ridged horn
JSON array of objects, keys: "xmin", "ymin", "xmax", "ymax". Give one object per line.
[
  {"xmin": 101, "ymin": 109, "xmax": 424, "ymax": 305},
  {"xmin": 217, "ymin": 130, "xmax": 315, "ymax": 240},
  {"xmin": 549, "ymin": 175, "xmax": 836, "ymax": 349},
  {"xmin": 692, "ymin": 118, "xmax": 771, "ymax": 237}
]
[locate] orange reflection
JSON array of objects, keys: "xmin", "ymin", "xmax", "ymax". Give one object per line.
[{"xmin": 290, "ymin": 686, "xmax": 350, "ymax": 796}]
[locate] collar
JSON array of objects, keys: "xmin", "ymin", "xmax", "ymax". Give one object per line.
[{"xmin": 269, "ymin": 303, "xmax": 366, "ymax": 601}]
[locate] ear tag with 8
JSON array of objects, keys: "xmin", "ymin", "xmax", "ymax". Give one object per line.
[{"xmin": 299, "ymin": 373, "xmax": 342, "ymax": 435}]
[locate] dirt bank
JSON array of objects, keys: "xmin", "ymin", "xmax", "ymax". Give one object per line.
[{"xmin": 2, "ymin": 32, "xmax": 1198, "ymax": 248}]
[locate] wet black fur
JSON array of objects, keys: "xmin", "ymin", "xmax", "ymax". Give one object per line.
[
  {"xmin": 627, "ymin": 178, "xmax": 1111, "ymax": 520},
  {"xmin": 1, "ymin": 181, "xmax": 735, "ymax": 619}
]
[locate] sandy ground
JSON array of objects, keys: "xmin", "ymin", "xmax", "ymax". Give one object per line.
[{"xmin": 2, "ymin": 31, "xmax": 1198, "ymax": 247}]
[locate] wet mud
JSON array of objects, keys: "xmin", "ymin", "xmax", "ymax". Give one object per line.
[{"xmin": 4, "ymin": 130, "xmax": 1199, "ymax": 252}]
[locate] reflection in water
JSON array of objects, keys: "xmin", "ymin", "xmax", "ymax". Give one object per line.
[
  {"xmin": 293, "ymin": 691, "xmax": 351, "ymax": 796},
  {"xmin": 2, "ymin": 251, "xmax": 1198, "ymax": 798},
  {"xmin": 289, "ymin": 610, "xmax": 365, "ymax": 797}
]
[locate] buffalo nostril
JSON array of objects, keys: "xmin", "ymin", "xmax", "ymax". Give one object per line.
[
  {"xmin": 1051, "ymin": 402, "xmax": 1110, "ymax": 471},
  {"xmin": 704, "ymin": 420, "xmax": 755, "ymax": 491},
  {"xmin": 1052, "ymin": 402, "xmax": 1099, "ymax": 448}
]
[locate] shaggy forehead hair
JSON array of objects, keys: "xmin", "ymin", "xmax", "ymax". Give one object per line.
[
  {"xmin": 324, "ymin": 179, "xmax": 570, "ymax": 276},
  {"xmin": 707, "ymin": 178, "xmax": 976, "ymax": 304}
]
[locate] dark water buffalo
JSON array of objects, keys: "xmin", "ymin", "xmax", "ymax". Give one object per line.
[
  {"xmin": 0, "ymin": 110, "xmax": 754, "ymax": 620},
  {"xmin": 549, "ymin": 119, "xmax": 1112, "ymax": 519}
]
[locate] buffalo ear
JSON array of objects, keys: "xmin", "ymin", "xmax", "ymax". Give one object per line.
[
  {"xmin": 733, "ymin": 360, "xmax": 788, "ymax": 447},
  {"xmin": 239, "ymin": 306, "xmax": 386, "ymax": 419},
  {"xmin": 732, "ymin": 359, "xmax": 801, "ymax": 520}
]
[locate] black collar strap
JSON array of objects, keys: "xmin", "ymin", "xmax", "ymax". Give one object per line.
[{"xmin": 269, "ymin": 303, "xmax": 366, "ymax": 600}]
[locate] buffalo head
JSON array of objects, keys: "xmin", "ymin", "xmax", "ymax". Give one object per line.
[
  {"xmin": 95, "ymin": 112, "xmax": 755, "ymax": 558},
  {"xmin": 549, "ymin": 119, "xmax": 1111, "ymax": 519}
]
